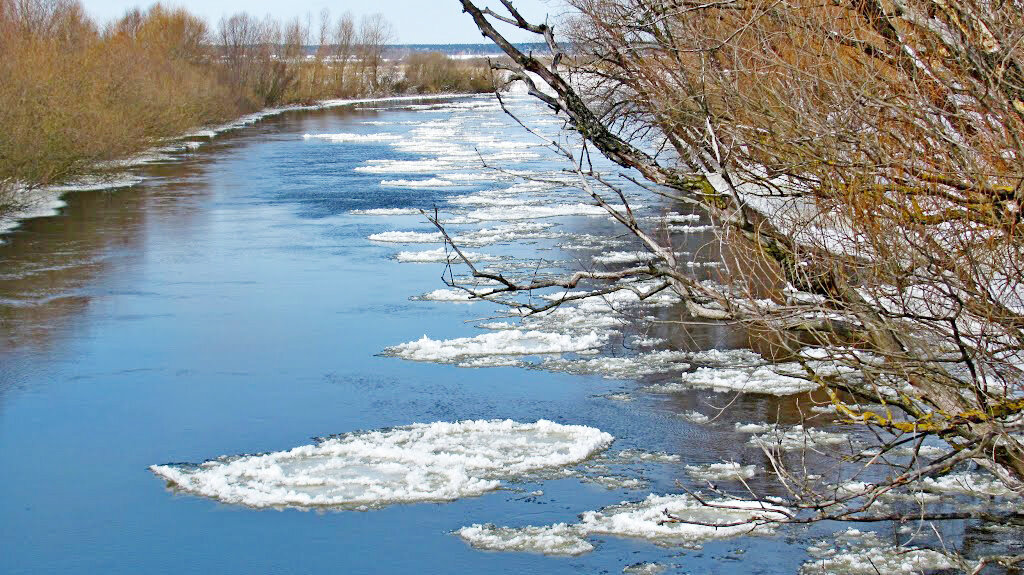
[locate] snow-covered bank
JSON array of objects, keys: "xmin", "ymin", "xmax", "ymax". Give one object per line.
[{"xmin": 0, "ymin": 93, "xmax": 482, "ymax": 240}]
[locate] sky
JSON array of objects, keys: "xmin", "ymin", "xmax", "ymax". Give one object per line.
[{"xmin": 82, "ymin": 0, "xmax": 562, "ymax": 44}]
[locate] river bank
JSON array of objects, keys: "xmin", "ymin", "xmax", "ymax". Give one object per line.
[
  {"xmin": 1, "ymin": 93, "xmax": 1017, "ymax": 574},
  {"xmin": 0, "ymin": 93, "xmax": 482, "ymax": 240}
]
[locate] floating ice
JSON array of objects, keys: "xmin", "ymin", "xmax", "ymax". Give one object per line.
[
  {"xmin": 649, "ymin": 365, "xmax": 817, "ymax": 396},
  {"xmin": 151, "ymin": 419, "xmax": 613, "ymax": 509},
  {"xmin": 735, "ymin": 422, "xmax": 775, "ymax": 433},
  {"xmin": 411, "ymin": 289, "xmax": 479, "ymax": 303},
  {"xmin": 584, "ymin": 475, "xmax": 648, "ymax": 490},
  {"xmin": 383, "ymin": 330, "xmax": 609, "ymax": 363},
  {"xmin": 685, "ymin": 462, "xmax": 758, "ymax": 482},
  {"xmin": 669, "ymin": 224, "xmax": 714, "ymax": 233},
  {"xmin": 604, "ymin": 448, "xmax": 681, "ymax": 464},
  {"xmin": 921, "ymin": 472, "xmax": 1020, "ymax": 498},
  {"xmin": 380, "ymin": 178, "xmax": 457, "ymax": 188},
  {"xmin": 802, "ymin": 530, "xmax": 953, "ymax": 574},
  {"xmin": 749, "ymin": 425, "xmax": 850, "ymax": 451},
  {"xmin": 663, "ymin": 213, "xmax": 701, "ymax": 223},
  {"xmin": 623, "ymin": 562, "xmax": 667, "ymax": 575},
  {"xmin": 395, "ymin": 248, "xmax": 498, "ymax": 263},
  {"xmin": 456, "ymin": 222, "xmax": 560, "ymax": 246},
  {"xmin": 466, "ymin": 203, "xmax": 639, "ymax": 221},
  {"xmin": 457, "ymin": 523, "xmax": 595, "ymax": 555},
  {"xmin": 349, "ymin": 208, "xmax": 423, "ymax": 216},
  {"xmin": 592, "ymin": 251, "xmax": 659, "ymax": 265},
  {"xmin": 457, "ymin": 494, "xmax": 789, "ymax": 556},
  {"xmin": 540, "ymin": 351, "xmax": 692, "ymax": 380},
  {"xmin": 355, "ymin": 159, "xmax": 455, "ymax": 174},
  {"xmin": 303, "ymin": 132, "xmax": 400, "ymax": 143},
  {"xmin": 678, "ymin": 411, "xmax": 711, "ymax": 424},
  {"xmin": 367, "ymin": 231, "xmax": 443, "ymax": 243}
]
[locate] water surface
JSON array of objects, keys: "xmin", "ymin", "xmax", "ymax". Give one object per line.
[{"xmin": 1, "ymin": 96, "xmax": 821, "ymax": 574}]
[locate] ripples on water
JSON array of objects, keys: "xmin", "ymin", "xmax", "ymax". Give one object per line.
[{"xmin": 0, "ymin": 94, "xmax": 1007, "ymax": 574}]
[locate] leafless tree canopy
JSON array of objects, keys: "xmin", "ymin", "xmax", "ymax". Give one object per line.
[{"xmin": 457, "ymin": 0, "xmax": 1024, "ymax": 567}]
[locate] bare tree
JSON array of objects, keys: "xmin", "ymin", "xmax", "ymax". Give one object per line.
[
  {"xmin": 356, "ymin": 13, "xmax": 394, "ymax": 92},
  {"xmin": 455, "ymin": 0, "xmax": 1024, "ymax": 568},
  {"xmin": 332, "ymin": 11, "xmax": 356, "ymax": 95}
]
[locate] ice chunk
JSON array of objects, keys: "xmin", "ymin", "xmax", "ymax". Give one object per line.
[
  {"xmin": 458, "ymin": 494, "xmax": 789, "ymax": 555},
  {"xmin": 678, "ymin": 411, "xmax": 711, "ymax": 424},
  {"xmin": 921, "ymin": 472, "xmax": 1020, "ymax": 498},
  {"xmin": 649, "ymin": 365, "xmax": 818, "ymax": 396},
  {"xmin": 803, "ymin": 530, "xmax": 953, "ymax": 574},
  {"xmin": 380, "ymin": 178, "xmax": 457, "ymax": 188},
  {"xmin": 303, "ymin": 132, "xmax": 400, "ymax": 143},
  {"xmin": 151, "ymin": 419, "xmax": 613, "ymax": 509},
  {"xmin": 735, "ymin": 422, "xmax": 775, "ymax": 433},
  {"xmin": 685, "ymin": 462, "xmax": 758, "ymax": 482},
  {"xmin": 466, "ymin": 203, "xmax": 640, "ymax": 221},
  {"xmin": 749, "ymin": 425, "xmax": 850, "ymax": 451},
  {"xmin": 349, "ymin": 208, "xmax": 422, "ymax": 216},
  {"xmin": 623, "ymin": 562, "xmax": 667, "ymax": 575},
  {"xmin": 383, "ymin": 330, "xmax": 609, "ymax": 363},
  {"xmin": 395, "ymin": 248, "xmax": 498, "ymax": 263},
  {"xmin": 541, "ymin": 351, "xmax": 692, "ymax": 379},
  {"xmin": 368, "ymin": 231, "xmax": 443, "ymax": 243},
  {"xmin": 457, "ymin": 523, "xmax": 595, "ymax": 555},
  {"xmin": 592, "ymin": 251, "xmax": 659, "ymax": 265},
  {"xmin": 355, "ymin": 159, "xmax": 455, "ymax": 174},
  {"xmin": 411, "ymin": 289, "xmax": 479, "ymax": 303}
]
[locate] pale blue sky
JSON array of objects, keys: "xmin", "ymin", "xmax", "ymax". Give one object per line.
[{"xmin": 82, "ymin": 0, "xmax": 562, "ymax": 44}]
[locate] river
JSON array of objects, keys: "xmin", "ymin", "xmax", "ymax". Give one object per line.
[{"xmin": 0, "ymin": 94, "xmax": 922, "ymax": 574}]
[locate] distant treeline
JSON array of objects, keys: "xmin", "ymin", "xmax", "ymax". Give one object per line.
[{"xmin": 0, "ymin": 0, "xmax": 495, "ymax": 212}]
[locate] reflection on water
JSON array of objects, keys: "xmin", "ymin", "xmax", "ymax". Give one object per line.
[{"xmin": 0, "ymin": 98, "xmax": 1008, "ymax": 574}]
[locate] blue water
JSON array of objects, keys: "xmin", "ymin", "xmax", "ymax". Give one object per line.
[{"xmin": 0, "ymin": 97, "xmax": 817, "ymax": 574}]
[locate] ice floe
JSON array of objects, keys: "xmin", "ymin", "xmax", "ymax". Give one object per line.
[
  {"xmin": 678, "ymin": 411, "xmax": 711, "ymax": 424},
  {"xmin": 368, "ymin": 231, "xmax": 443, "ymax": 243},
  {"xmin": 151, "ymin": 419, "xmax": 613, "ymax": 509},
  {"xmin": 456, "ymin": 523, "xmax": 595, "ymax": 555},
  {"xmin": 748, "ymin": 425, "xmax": 851, "ymax": 451},
  {"xmin": 303, "ymin": 132, "xmax": 400, "ymax": 143},
  {"xmin": 648, "ymin": 355, "xmax": 818, "ymax": 396},
  {"xmin": 802, "ymin": 529, "xmax": 953, "ymax": 574},
  {"xmin": 466, "ymin": 203, "xmax": 638, "ymax": 221},
  {"xmin": 411, "ymin": 289, "xmax": 479, "ymax": 303},
  {"xmin": 921, "ymin": 472, "xmax": 1021, "ymax": 498},
  {"xmin": 735, "ymin": 422, "xmax": 775, "ymax": 433},
  {"xmin": 685, "ymin": 462, "xmax": 758, "ymax": 482},
  {"xmin": 592, "ymin": 251, "xmax": 659, "ymax": 265},
  {"xmin": 380, "ymin": 178, "xmax": 457, "ymax": 188},
  {"xmin": 349, "ymin": 208, "xmax": 423, "ymax": 216},
  {"xmin": 355, "ymin": 159, "xmax": 455, "ymax": 174},
  {"xmin": 383, "ymin": 330, "xmax": 609, "ymax": 363},
  {"xmin": 395, "ymin": 248, "xmax": 498, "ymax": 263},
  {"xmin": 623, "ymin": 562, "xmax": 668, "ymax": 574},
  {"xmin": 540, "ymin": 351, "xmax": 692, "ymax": 380},
  {"xmin": 457, "ymin": 493, "xmax": 789, "ymax": 555}
]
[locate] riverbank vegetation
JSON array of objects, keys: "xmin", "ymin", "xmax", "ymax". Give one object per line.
[
  {"xmin": 457, "ymin": 0, "xmax": 1024, "ymax": 569},
  {"xmin": 0, "ymin": 0, "xmax": 493, "ymax": 217}
]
